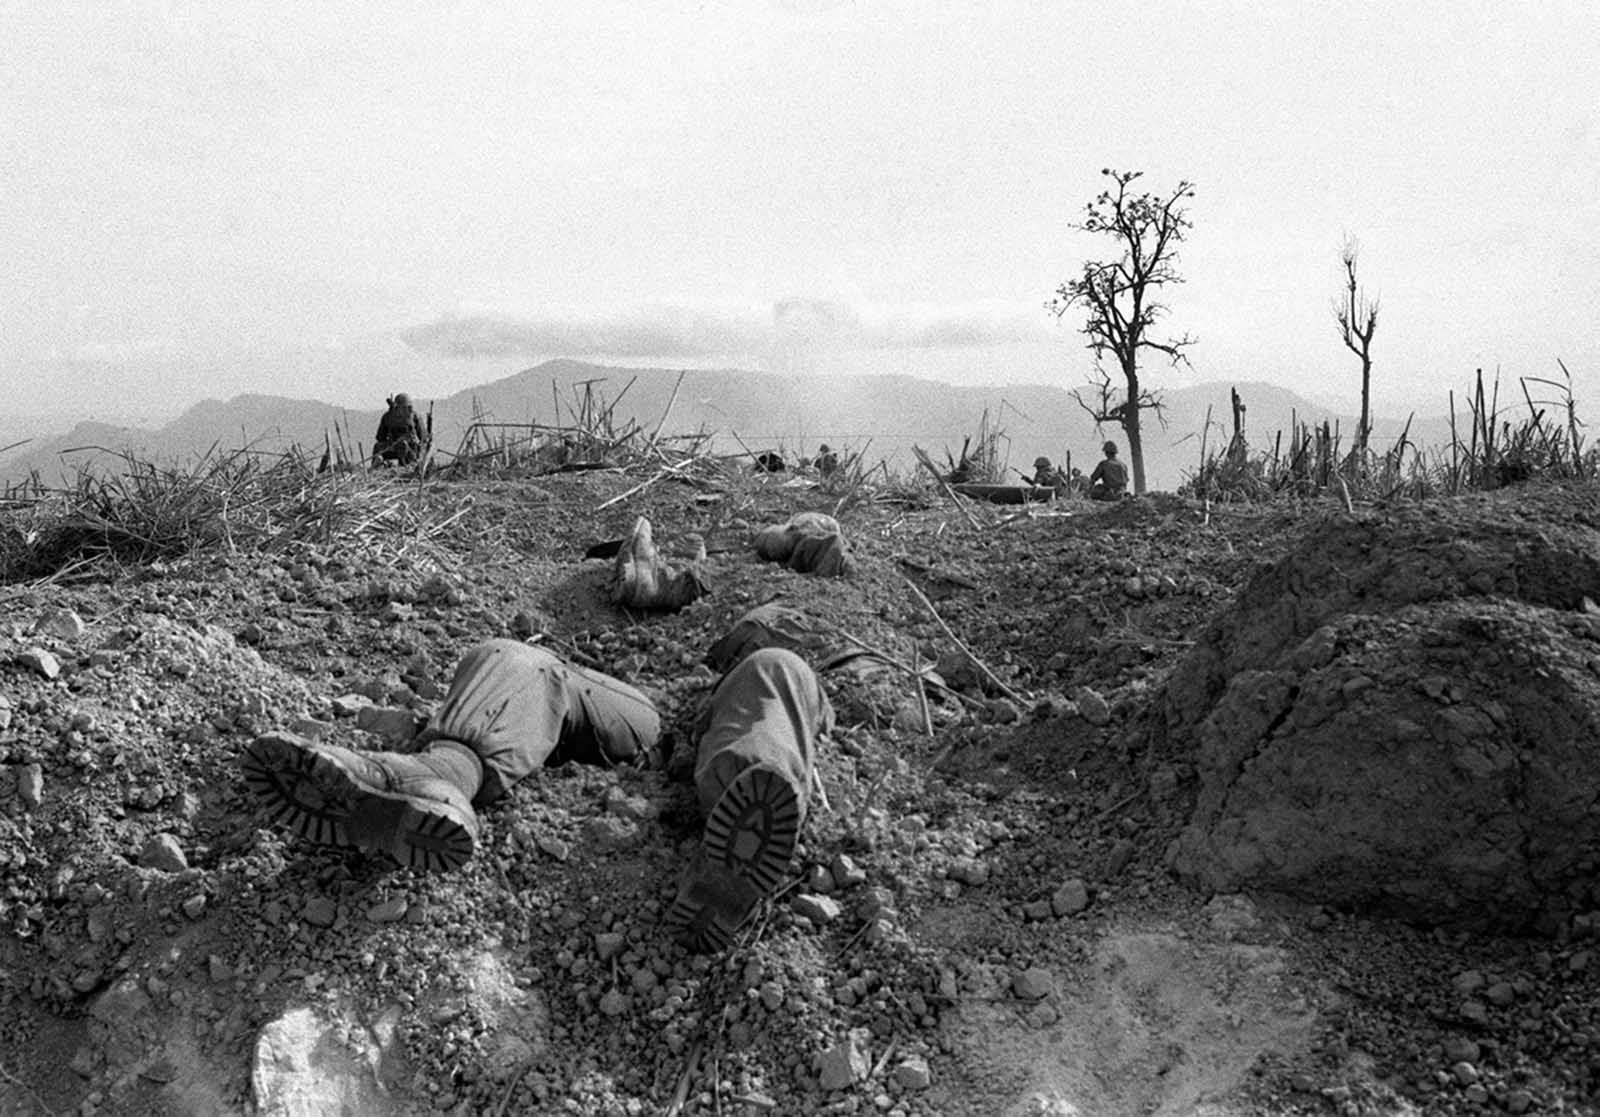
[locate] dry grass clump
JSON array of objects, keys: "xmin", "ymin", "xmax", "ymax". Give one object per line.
[
  {"xmin": 0, "ymin": 444, "xmax": 457, "ymax": 584},
  {"xmin": 1182, "ymin": 363, "xmax": 1594, "ymax": 504}
]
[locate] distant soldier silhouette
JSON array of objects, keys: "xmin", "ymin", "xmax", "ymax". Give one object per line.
[
  {"xmin": 815, "ymin": 443, "xmax": 839, "ymax": 477},
  {"xmin": 373, "ymin": 393, "xmax": 428, "ymax": 467},
  {"xmin": 1088, "ymin": 440, "xmax": 1129, "ymax": 501},
  {"xmin": 1030, "ymin": 455, "xmax": 1068, "ymax": 493}
]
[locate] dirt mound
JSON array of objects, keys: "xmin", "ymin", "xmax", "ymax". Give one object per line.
[{"xmin": 1158, "ymin": 484, "xmax": 1600, "ymax": 930}]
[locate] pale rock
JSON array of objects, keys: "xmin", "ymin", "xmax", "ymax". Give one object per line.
[
  {"xmin": 1012, "ymin": 967, "xmax": 1054, "ymax": 1001},
  {"xmin": 830, "ymin": 852, "xmax": 867, "ymax": 888},
  {"xmin": 37, "ymin": 608, "xmax": 86, "ymax": 640},
  {"xmin": 892, "ymin": 1054, "xmax": 932, "ymax": 1091},
  {"xmin": 16, "ymin": 762, "xmax": 43, "ymax": 809},
  {"xmin": 583, "ymin": 816, "xmax": 640, "ymax": 853},
  {"xmin": 792, "ymin": 894, "xmax": 842, "ymax": 925},
  {"xmin": 605, "ymin": 788, "xmax": 658, "ymax": 822},
  {"xmin": 815, "ymin": 1029, "xmax": 871, "ymax": 1091},
  {"xmin": 537, "ymin": 834, "xmax": 571, "ymax": 861},
  {"xmin": 366, "ymin": 899, "xmax": 407, "ymax": 924},
  {"xmin": 251, "ymin": 1005, "xmax": 398, "ymax": 1117},
  {"xmin": 1051, "ymin": 879, "xmax": 1090, "ymax": 916},
  {"xmin": 947, "ymin": 856, "xmax": 989, "ymax": 886},
  {"xmin": 139, "ymin": 833, "xmax": 188, "ymax": 872},
  {"xmin": 302, "ymin": 897, "xmax": 337, "ymax": 928},
  {"xmin": 331, "ymin": 694, "xmax": 373, "ymax": 718},
  {"xmin": 594, "ymin": 932, "xmax": 626, "ymax": 961},
  {"xmin": 18, "ymin": 647, "xmax": 61, "ymax": 680},
  {"xmin": 1073, "ymin": 687, "xmax": 1111, "ymax": 726}
]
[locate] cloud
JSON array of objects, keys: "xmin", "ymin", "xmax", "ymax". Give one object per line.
[{"xmin": 401, "ymin": 297, "xmax": 1053, "ymax": 360}]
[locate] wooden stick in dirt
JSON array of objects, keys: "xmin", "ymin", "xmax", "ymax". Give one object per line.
[
  {"xmin": 663, "ymin": 1041, "xmax": 704, "ymax": 1117},
  {"xmin": 900, "ymin": 574, "xmax": 1024, "ymax": 705},
  {"xmin": 833, "ymin": 629, "xmax": 986, "ymax": 711},
  {"xmin": 913, "ymin": 648, "xmax": 934, "ymax": 738},
  {"xmin": 911, "ymin": 445, "xmax": 982, "ymax": 530},
  {"xmin": 595, "ymin": 466, "xmax": 676, "ymax": 511},
  {"xmin": 649, "ymin": 369, "xmax": 689, "ymax": 447}
]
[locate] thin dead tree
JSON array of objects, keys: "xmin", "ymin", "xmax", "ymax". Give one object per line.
[
  {"xmin": 1333, "ymin": 235, "xmax": 1380, "ymax": 460},
  {"xmin": 1050, "ymin": 168, "xmax": 1197, "ymax": 494}
]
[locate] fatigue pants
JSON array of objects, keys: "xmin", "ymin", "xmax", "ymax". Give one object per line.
[
  {"xmin": 693, "ymin": 647, "xmax": 833, "ymax": 819},
  {"xmin": 416, "ymin": 639, "xmax": 661, "ymax": 806}
]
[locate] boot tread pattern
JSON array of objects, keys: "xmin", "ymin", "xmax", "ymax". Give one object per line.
[
  {"xmin": 241, "ymin": 738, "xmax": 474, "ymax": 873},
  {"xmin": 702, "ymin": 766, "xmax": 800, "ymax": 894}
]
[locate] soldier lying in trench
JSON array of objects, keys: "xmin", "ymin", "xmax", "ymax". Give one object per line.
[
  {"xmin": 240, "ymin": 633, "xmax": 832, "ymax": 951},
  {"xmin": 753, "ymin": 510, "xmax": 854, "ymax": 577}
]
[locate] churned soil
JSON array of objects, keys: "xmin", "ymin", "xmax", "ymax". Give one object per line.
[{"xmin": 2, "ymin": 469, "xmax": 1599, "ymax": 1116}]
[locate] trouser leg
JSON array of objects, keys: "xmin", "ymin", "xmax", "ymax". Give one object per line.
[
  {"xmin": 419, "ymin": 639, "xmax": 661, "ymax": 806},
  {"xmin": 668, "ymin": 648, "xmax": 833, "ymax": 951},
  {"xmin": 693, "ymin": 648, "xmax": 831, "ymax": 818}
]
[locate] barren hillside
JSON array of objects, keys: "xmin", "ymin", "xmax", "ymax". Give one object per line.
[{"xmin": 2, "ymin": 467, "xmax": 1598, "ymax": 1116}]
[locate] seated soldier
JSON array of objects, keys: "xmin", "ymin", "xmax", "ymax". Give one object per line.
[
  {"xmin": 1088, "ymin": 440, "xmax": 1130, "ymax": 501},
  {"xmin": 1030, "ymin": 456, "xmax": 1068, "ymax": 493},
  {"xmin": 373, "ymin": 393, "xmax": 428, "ymax": 467},
  {"xmin": 240, "ymin": 634, "xmax": 828, "ymax": 952},
  {"xmin": 753, "ymin": 511, "xmax": 854, "ymax": 577},
  {"xmin": 815, "ymin": 444, "xmax": 840, "ymax": 477}
]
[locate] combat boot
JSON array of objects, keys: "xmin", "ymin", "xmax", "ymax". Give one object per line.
[
  {"xmin": 241, "ymin": 732, "xmax": 483, "ymax": 873},
  {"xmin": 664, "ymin": 762, "xmax": 804, "ymax": 951}
]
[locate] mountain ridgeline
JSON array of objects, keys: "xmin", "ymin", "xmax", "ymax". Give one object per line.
[{"xmin": 0, "ymin": 360, "xmax": 1447, "ymax": 492}]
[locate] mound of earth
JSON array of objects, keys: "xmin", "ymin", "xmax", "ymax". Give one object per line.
[
  {"xmin": 3, "ymin": 471, "xmax": 1600, "ymax": 1115},
  {"xmin": 1158, "ymin": 484, "xmax": 1600, "ymax": 931}
]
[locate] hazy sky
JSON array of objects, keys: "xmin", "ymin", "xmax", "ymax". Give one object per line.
[{"xmin": 5, "ymin": 0, "xmax": 1598, "ymax": 417}]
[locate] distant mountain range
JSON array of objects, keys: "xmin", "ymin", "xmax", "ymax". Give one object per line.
[{"xmin": 0, "ymin": 359, "xmax": 1454, "ymax": 491}]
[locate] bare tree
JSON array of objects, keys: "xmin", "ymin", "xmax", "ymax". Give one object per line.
[
  {"xmin": 1050, "ymin": 169, "xmax": 1197, "ymax": 494},
  {"xmin": 1333, "ymin": 236, "xmax": 1379, "ymax": 457}
]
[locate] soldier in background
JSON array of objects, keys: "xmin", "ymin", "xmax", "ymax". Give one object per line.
[
  {"xmin": 1088, "ymin": 440, "xmax": 1130, "ymax": 501},
  {"xmin": 373, "ymin": 393, "xmax": 428, "ymax": 467},
  {"xmin": 1029, "ymin": 456, "xmax": 1069, "ymax": 493}
]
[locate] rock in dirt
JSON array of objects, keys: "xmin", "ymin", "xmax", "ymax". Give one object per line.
[
  {"xmin": 1073, "ymin": 686, "xmax": 1111, "ymax": 726},
  {"xmin": 1012, "ymin": 967, "xmax": 1054, "ymax": 1000},
  {"xmin": 894, "ymin": 1054, "xmax": 932, "ymax": 1090},
  {"xmin": 251, "ymin": 1005, "xmax": 400, "ymax": 1117},
  {"xmin": 815, "ymin": 1029, "xmax": 871, "ymax": 1091},
  {"xmin": 1051, "ymin": 879, "xmax": 1090, "ymax": 916},
  {"xmin": 15, "ymin": 762, "xmax": 43, "ymax": 808},
  {"xmin": 1157, "ymin": 489, "xmax": 1600, "ymax": 931},
  {"xmin": 792, "ymin": 894, "xmax": 842, "ymax": 925},
  {"xmin": 38, "ymin": 608, "xmax": 86, "ymax": 640},
  {"xmin": 139, "ymin": 833, "xmax": 188, "ymax": 872},
  {"xmin": 17, "ymin": 647, "xmax": 61, "ymax": 679}
]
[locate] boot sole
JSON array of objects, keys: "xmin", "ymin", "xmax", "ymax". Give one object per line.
[
  {"xmin": 664, "ymin": 765, "xmax": 802, "ymax": 950},
  {"xmin": 240, "ymin": 737, "xmax": 476, "ymax": 873}
]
